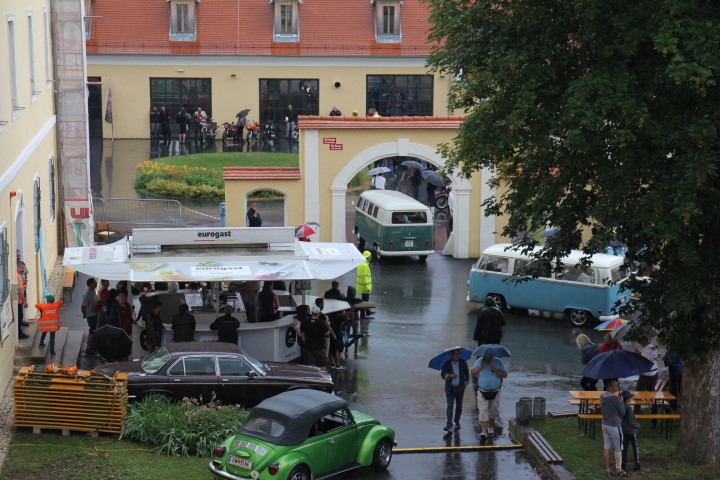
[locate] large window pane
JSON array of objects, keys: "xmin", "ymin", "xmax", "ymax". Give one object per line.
[
  {"xmin": 150, "ymin": 78, "xmax": 212, "ymax": 137},
  {"xmin": 259, "ymin": 79, "xmax": 319, "ymax": 125},
  {"xmin": 366, "ymin": 75, "xmax": 433, "ymax": 117}
]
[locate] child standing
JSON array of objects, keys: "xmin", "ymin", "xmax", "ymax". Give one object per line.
[{"xmin": 621, "ymin": 390, "xmax": 641, "ymax": 472}]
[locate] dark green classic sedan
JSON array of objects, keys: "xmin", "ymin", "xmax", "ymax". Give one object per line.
[{"xmin": 208, "ymin": 389, "xmax": 395, "ymax": 480}]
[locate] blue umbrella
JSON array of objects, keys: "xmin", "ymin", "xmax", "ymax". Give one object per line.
[
  {"xmin": 581, "ymin": 350, "xmax": 654, "ymax": 380},
  {"xmin": 428, "ymin": 346, "xmax": 473, "ymax": 371},
  {"xmin": 472, "ymin": 344, "xmax": 512, "ymax": 358}
]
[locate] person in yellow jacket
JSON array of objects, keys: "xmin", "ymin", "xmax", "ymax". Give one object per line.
[
  {"xmin": 355, "ymin": 250, "xmax": 375, "ymax": 318},
  {"xmin": 37, "ymin": 295, "xmax": 63, "ymax": 356}
]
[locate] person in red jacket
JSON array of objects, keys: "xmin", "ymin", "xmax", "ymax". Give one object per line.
[{"xmin": 37, "ymin": 295, "xmax": 63, "ymax": 356}]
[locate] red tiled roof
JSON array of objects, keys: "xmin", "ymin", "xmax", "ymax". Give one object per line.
[
  {"xmin": 298, "ymin": 115, "xmax": 464, "ymax": 129},
  {"xmin": 87, "ymin": 0, "xmax": 437, "ymax": 56},
  {"xmin": 223, "ymin": 167, "xmax": 301, "ymax": 180}
]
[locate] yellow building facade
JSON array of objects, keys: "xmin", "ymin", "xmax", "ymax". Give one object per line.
[{"xmin": 0, "ymin": 0, "xmax": 61, "ymax": 394}]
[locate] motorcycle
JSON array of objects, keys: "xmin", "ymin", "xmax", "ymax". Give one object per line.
[
  {"xmin": 200, "ymin": 117, "xmax": 217, "ymax": 145},
  {"xmin": 246, "ymin": 120, "xmax": 261, "ymax": 142},
  {"xmin": 290, "ymin": 122, "xmax": 299, "ymax": 143},
  {"xmin": 221, "ymin": 122, "xmax": 239, "ymax": 144},
  {"xmin": 262, "ymin": 119, "xmax": 279, "ymax": 144},
  {"xmin": 435, "ymin": 183, "xmax": 452, "ymax": 211}
]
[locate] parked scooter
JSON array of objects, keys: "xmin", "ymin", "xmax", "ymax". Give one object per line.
[
  {"xmin": 201, "ymin": 117, "xmax": 217, "ymax": 144},
  {"xmin": 290, "ymin": 123, "xmax": 299, "ymax": 143},
  {"xmin": 221, "ymin": 122, "xmax": 239, "ymax": 144},
  {"xmin": 262, "ymin": 119, "xmax": 279, "ymax": 144},
  {"xmin": 246, "ymin": 120, "xmax": 261, "ymax": 142},
  {"xmin": 435, "ymin": 183, "xmax": 452, "ymax": 211}
]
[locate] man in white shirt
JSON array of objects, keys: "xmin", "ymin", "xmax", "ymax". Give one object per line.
[{"xmin": 372, "ymin": 174, "xmax": 386, "ymax": 190}]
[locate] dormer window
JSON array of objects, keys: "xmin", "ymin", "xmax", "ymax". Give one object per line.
[
  {"xmin": 373, "ymin": 0, "xmax": 401, "ymax": 43},
  {"xmin": 272, "ymin": 0, "xmax": 300, "ymax": 42},
  {"xmin": 169, "ymin": 0, "xmax": 198, "ymax": 41}
]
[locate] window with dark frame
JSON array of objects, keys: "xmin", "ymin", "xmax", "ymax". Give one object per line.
[
  {"xmin": 366, "ymin": 75, "xmax": 433, "ymax": 117},
  {"xmin": 259, "ymin": 79, "xmax": 319, "ymax": 126},
  {"xmin": 150, "ymin": 78, "xmax": 211, "ymax": 137},
  {"xmin": 273, "ymin": 0, "xmax": 299, "ymax": 41},
  {"xmin": 33, "ymin": 178, "xmax": 41, "ymax": 252},
  {"xmin": 0, "ymin": 228, "xmax": 7, "ymax": 306},
  {"xmin": 48, "ymin": 156, "xmax": 55, "ymax": 222}
]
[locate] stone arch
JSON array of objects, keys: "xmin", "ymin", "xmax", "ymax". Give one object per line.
[{"xmin": 329, "ymin": 139, "xmax": 472, "ymax": 258}]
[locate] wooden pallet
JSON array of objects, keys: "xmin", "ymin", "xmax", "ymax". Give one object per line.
[{"xmin": 13, "ymin": 366, "xmax": 128, "ymax": 437}]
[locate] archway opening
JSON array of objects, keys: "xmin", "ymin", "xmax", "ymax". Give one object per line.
[{"xmin": 246, "ymin": 189, "xmax": 286, "ymax": 227}]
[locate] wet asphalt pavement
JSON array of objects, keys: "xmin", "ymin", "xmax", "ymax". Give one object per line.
[{"xmin": 88, "ymin": 139, "xmax": 614, "ymax": 479}]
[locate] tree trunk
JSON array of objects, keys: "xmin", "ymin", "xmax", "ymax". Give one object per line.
[{"xmin": 677, "ymin": 350, "xmax": 720, "ymax": 463}]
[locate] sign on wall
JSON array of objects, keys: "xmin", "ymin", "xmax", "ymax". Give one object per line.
[{"xmin": 0, "ymin": 295, "xmax": 12, "ymax": 344}]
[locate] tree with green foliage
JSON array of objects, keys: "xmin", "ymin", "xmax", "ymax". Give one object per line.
[{"xmin": 426, "ymin": 0, "xmax": 720, "ymax": 463}]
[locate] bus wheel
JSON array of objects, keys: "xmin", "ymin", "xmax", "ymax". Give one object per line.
[
  {"xmin": 418, "ymin": 255, "xmax": 428, "ymax": 262},
  {"xmin": 567, "ymin": 309, "xmax": 592, "ymax": 327},
  {"xmin": 485, "ymin": 294, "xmax": 507, "ymax": 311},
  {"xmin": 356, "ymin": 233, "xmax": 365, "ymax": 250}
]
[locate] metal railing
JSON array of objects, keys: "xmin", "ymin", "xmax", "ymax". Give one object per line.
[{"xmin": 93, "ymin": 198, "xmax": 183, "ymax": 225}]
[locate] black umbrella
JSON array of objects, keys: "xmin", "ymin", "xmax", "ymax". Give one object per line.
[
  {"xmin": 421, "ymin": 170, "xmax": 445, "ymax": 188},
  {"xmin": 93, "ymin": 325, "xmax": 133, "ymax": 362},
  {"xmin": 401, "ymin": 160, "xmax": 425, "ymax": 171},
  {"xmin": 236, "ymin": 109, "xmax": 251, "ymax": 118}
]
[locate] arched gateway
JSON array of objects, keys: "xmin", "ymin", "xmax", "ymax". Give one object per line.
[{"xmin": 224, "ymin": 116, "xmax": 498, "ymax": 259}]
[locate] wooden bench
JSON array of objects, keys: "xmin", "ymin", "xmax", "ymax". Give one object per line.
[
  {"xmin": 62, "ymin": 268, "xmax": 76, "ymax": 304},
  {"xmin": 524, "ymin": 431, "xmax": 563, "ymax": 464},
  {"xmin": 578, "ymin": 413, "xmax": 681, "ymax": 440}
]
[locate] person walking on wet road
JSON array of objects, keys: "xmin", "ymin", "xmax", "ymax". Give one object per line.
[
  {"xmin": 441, "ymin": 348, "xmax": 469, "ymax": 433},
  {"xmin": 472, "ymin": 297, "xmax": 506, "ymax": 346},
  {"xmin": 172, "ymin": 303, "xmax": 196, "ymax": 342},
  {"xmin": 576, "ymin": 333, "xmax": 599, "ymax": 390},
  {"xmin": 211, "ymin": 305, "xmax": 241, "ymax": 344},
  {"xmin": 355, "ymin": 251, "xmax": 374, "ymax": 318},
  {"xmin": 601, "ymin": 379, "xmax": 629, "ymax": 477},
  {"xmin": 471, "ymin": 353, "xmax": 507, "ymax": 442}
]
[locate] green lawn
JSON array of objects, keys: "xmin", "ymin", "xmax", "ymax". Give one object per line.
[
  {"xmin": 532, "ymin": 416, "xmax": 720, "ymax": 479},
  {"xmin": 0, "ymin": 432, "xmax": 209, "ymax": 480},
  {"xmin": 152, "ymin": 151, "xmax": 299, "ymax": 175}
]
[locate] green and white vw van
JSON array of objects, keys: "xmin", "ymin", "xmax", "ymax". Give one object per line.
[{"xmin": 354, "ymin": 190, "xmax": 434, "ymax": 261}]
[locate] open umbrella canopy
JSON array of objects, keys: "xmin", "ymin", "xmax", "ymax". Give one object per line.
[
  {"xmin": 611, "ymin": 322, "xmax": 659, "ymax": 341},
  {"xmin": 428, "ymin": 346, "xmax": 473, "ymax": 370},
  {"xmin": 472, "ymin": 344, "xmax": 512, "ymax": 358},
  {"xmin": 401, "ymin": 160, "xmax": 425, "ymax": 171},
  {"xmin": 236, "ymin": 109, "xmax": 251, "ymax": 118},
  {"xmin": 367, "ymin": 166, "xmax": 391, "ymax": 176},
  {"xmin": 295, "ymin": 221, "xmax": 320, "ymax": 238},
  {"xmin": 581, "ymin": 350, "xmax": 654, "ymax": 380},
  {"xmin": 540, "ymin": 227, "xmax": 560, "ymax": 238},
  {"xmin": 595, "ymin": 318, "xmax": 629, "ymax": 331},
  {"xmin": 93, "ymin": 325, "xmax": 132, "ymax": 362},
  {"xmin": 421, "ymin": 170, "xmax": 445, "ymax": 188}
]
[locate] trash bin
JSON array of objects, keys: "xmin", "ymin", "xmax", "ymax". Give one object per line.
[
  {"xmin": 516, "ymin": 397, "xmax": 533, "ymax": 424},
  {"xmin": 533, "ymin": 396, "xmax": 546, "ymax": 419}
]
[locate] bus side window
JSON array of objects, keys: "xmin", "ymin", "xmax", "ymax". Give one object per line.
[{"xmin": 372, "ymin": 206, "xmax": 379, "ymax": 217}]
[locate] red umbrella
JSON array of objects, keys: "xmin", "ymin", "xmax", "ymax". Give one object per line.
[{"xmin": 295, "ymin": 222, "xmax": 320, "ymax": 239}]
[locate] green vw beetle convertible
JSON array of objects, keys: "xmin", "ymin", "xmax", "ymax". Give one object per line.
[{"xmin": 209, "ymin": 389, "xmax": 395, "ymax": 480}]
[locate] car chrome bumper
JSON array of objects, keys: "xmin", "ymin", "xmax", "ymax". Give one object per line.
[
  {"xmin": 208, "ymin": 460, "xmax": 246, "ymax": 480},
  {"xmin": 378, "ymin": 249, "xmax": 434, "ymax": 257}
]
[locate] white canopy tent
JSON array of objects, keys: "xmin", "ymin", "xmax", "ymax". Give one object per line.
[{"xmin": 62, "ymin": 227, "xmax": 365, "ymax": 283}]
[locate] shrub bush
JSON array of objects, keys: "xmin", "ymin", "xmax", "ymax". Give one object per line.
[
  {"xmin": 135, "ymin": 161, "xmax": 224, "ymax": 200},
  {"xmin": 123, "ymin": 395, "xmax": 249, "ymax": 457}
]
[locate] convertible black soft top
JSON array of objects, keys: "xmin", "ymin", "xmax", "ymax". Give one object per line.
[{"xmin": 241, "ymin": 389, "xmax": 348, "ymax": 446}]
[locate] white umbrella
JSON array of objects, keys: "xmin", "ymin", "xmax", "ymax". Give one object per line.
[{"xmin": 367, "ymin": 166, "xmax": 391, "ymax": 176}]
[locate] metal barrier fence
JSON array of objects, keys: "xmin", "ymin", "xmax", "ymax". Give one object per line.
[{"xmin": 93, "ymin": 198, "xmax": 183, "ymax": 225}]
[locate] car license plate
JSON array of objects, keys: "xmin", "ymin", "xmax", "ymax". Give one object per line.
[
  {"xmin": 404, "ymin": 239, "xmax": 414, "ymax": 247},
  {"xmin": 227, "ymin": 455, "xmax": 253, "ymax": 470}
]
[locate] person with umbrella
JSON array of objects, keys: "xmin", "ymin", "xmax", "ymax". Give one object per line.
[
  {"xmin": 440, "ymin": 348, "xmax": 470, "ymax": 433},
  {"xmin": 576, "ymin": 333, "xmax": 600, "ymax": 391},
  {"xmin": 633, "ymin": 335, "xmax": 659, "ymax": 420},
  {"xmin": 471, "ymin": 345, "xmax": 509, "ymax": 442}
]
